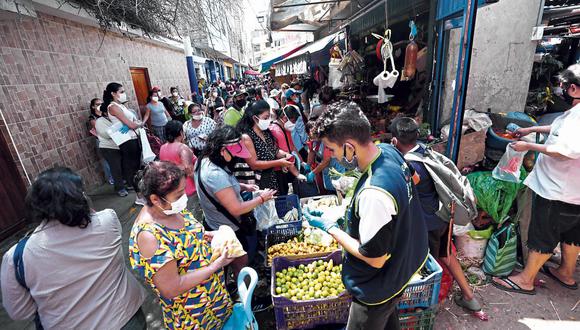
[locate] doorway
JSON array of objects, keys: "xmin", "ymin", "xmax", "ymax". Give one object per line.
[
  {"xmin": 130, "ymin": 67, "xmax": 151, "ymax": 118},
  {"xmin": 0, "ymin": 125, "xmax": 27, "ymax": 241}
]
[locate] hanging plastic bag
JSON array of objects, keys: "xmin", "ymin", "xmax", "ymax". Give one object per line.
[
  {"xmin": 253, "ymin": 192, "xmax": 280, "ymax": 231},
  {"xmin": 209, "ymin": 225, "xmax": 247, "ymax": 263},
  {"xmin": 467, "ymin": 171, "xmax": 524, "ymax": 224},
  {"xmin": 137, "ymin": 128, "xmax": 156, "ymax": 164},
  {"xmin": 492, "ymin": 145, "xmax": 525, "ymax": 183},
  {"xmin": 482, "ymin": 223, "xmax": 517, "ymax": 276}
]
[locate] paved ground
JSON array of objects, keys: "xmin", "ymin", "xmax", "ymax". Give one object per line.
[{"xmin": 0, "ymin": 185, "xmax": 578, "ymax": 329}]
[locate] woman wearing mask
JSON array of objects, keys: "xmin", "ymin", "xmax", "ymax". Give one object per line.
[
  {"xmin": 237, "ymin": 100, "xmax": 305, "ymax": 193},
  {"xmin": 160, "ymin": 120, "xmax": 203, "ymax": 221},
  {"xmin": 205, "ymin": 87, "xmax": 225, "ymax": 122},
  {"xmin": 88, "ymin": 98, "xmax": 114, "ymax": 185},
  {"xmin": 143, "ymin": 90, "xmax": 172, "ymax": 143},
  {"xmin": 103, "ymin": 82, "xmax": 146, "ymax": 205},
  {"xmin": 195, "ymin": 126, "xmax": 275, "ymax": 270},
  {"xmin": 270, "ymin": 105, "xmax": 310, "ymax": 195},
  {"xmin": 183, "ymin": 103, "xmax": 217, "ymax": 157},
  {"xmin": 2, "ymin": 167, "xmax": 146, "ymax": 329},
  {"xmin": 129, "ymin": 161, "xmax": 234, "ymax": 329},
  {"xmin": 168, "ymin": 87, "xmax": 186, "ymax": 122}
]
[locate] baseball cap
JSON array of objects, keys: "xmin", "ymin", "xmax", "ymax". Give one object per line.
[
  {"xmin": 285, "ymin": 88, "xmax": 301, "ymax": 99},
  {"xmin": 152, "ymin": 86, "xmax": 161, "ymax": 92}
]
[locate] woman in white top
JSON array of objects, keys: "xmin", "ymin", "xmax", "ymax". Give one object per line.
[
  {"xmin": 95, "ymin": 108, "xmax": 129, "ymax": 197},
  {"xmin": 1, "ymin": 167, "xmax": 147, "ymax": 329},
  {"xmin": 143, "ymin": 89, "xmax": 172, "ymax": 143},
  {"xmin": 102, "ymin": 82, "xmax": 146, "ymax": 205}
]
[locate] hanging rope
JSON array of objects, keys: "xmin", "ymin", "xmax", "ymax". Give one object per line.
[{"xmin": 384, "ymin": 0, "xmax": 389, "ymax": 31}]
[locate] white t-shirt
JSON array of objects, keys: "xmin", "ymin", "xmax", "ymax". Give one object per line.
[
  {"xmin": 108, "ymin": 102, "xmax": 138, "ymax": 139},
  {"xmin": 524, "ymin": 104, "xmax": 580, "ymax": 205}
]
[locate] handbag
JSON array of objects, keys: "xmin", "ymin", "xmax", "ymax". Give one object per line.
[
  {"xmin": 196, "ymin": 161, "xmax": 256, "ymax": 236},
  {"xmin": 482, "ymin": 223, "xmax": 517, "ymax": 277},
  {"xmin": 13, "ymin": 233, "xmax": 44, "ymax": 330}
]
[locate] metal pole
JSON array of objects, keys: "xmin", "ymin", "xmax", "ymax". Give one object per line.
[
  {"xmin": 445, "ymin": 0, "xmax": 479, "ymax": 162},
  {"xmin": 274, "ymin": 0, "xmax": 347, "ymax": 9},
  {"xmin": 183, "ymin": 35, "xmax": 199, "ymax": 94}
]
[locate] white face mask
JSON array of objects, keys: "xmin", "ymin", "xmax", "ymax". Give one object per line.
[
  {"xmin": 256, "ymin": 117, "xmax": 271, "ymax": 131},
  {"xmin": 192, "ymin": 114, "xmax": 203, "ymax": 121},
  {"xmin": 152, "ymin": 96, "xmax": 159, "ymax": 102},
  {"xmin": 284, "ymin": 120, "xmax": 296, "ymax": 131},
  {"xmin": 160, "ymin": 194, "xmax": 188, "ymax": 215},
  {"xmin": 172, "ymin": 92, "xmax": 179, "ymax": 97},
  {"xmin": 212, "ymin": 92, "xmax": 218, "ymax": 98},
  {"xmin": 118, "ymin": 92, "xmax": 127, "ymax": 103}
]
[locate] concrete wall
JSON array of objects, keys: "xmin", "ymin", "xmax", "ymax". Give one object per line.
[
  {"xmin": 0, "ymin": 11, "xmax": 190, "ymax": 187},
  {"xmin": 440, "ymin": 0, "xmax": 542, "ymax": 124}
]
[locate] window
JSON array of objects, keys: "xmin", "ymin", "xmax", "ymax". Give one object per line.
[
  {"xmin": 257, "ymin": 16, "xmax": 264, "ymax": 23},
  {"xmin": 253, "ymin": 45, "xmax": 261, "ymax": 52},
  {"xmin": 265, "ymin": 42, "xmax": 271, "ymax": 48}
]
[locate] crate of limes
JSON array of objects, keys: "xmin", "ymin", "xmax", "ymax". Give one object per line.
[{"xmin": 271, "ymin": 251, "xmax": 351, "ymax": 330}]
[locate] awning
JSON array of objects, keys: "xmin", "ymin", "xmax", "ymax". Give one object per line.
[
  {"xmin": 244, "ymin": 69, "xmax": 262, "ymax": 76},
  {"xmin": 270, "ymin": 0, "xmax": 354, "ymax": 31},
  {"xmin": 259, "ymin": 43, "xmax": 307, "ymax": 72},
  {"xmin": 274, "ymin": 32, "xmax": 339, "ymax": 76}
]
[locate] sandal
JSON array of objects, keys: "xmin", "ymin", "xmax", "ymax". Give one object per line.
[
  {"xmin": 541, "ymin": 265, "xmax": 578, "ymax": 290},
  {"xmin": 491, "ymin": 277, "xmax": 536, "ymax": 295},
  {"xmin": 454, "ymin": 295, "xmax": 482, "ymax": 311}
]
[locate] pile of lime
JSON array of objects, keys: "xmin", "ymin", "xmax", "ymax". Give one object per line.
[{"xmin": 274, "ymin": 259, "xmax": 345, "ymax": 301}]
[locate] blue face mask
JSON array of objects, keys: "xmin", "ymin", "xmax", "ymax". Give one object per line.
[{"xmin": 338, "ymin": 144, "xmax": 358, "ymax": 170}]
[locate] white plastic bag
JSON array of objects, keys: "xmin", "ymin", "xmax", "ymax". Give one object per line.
[
  {"xmin": 138, "ymin": 128, "xmax": 156, "ymax": 164},
  {"xmin": 210, "ymin": 225, "xmax": 247, "ymax": 262},
  {"xmin": 464, "ymin": 110, "xmax": 492, "ymax": 132},
  {"xmin": 253, "ymin": 192, "xmax": 280, "ymax": 231},
  {"xmin": 492, "ymin": 145, "xmax": 525, "ymax": 183}
]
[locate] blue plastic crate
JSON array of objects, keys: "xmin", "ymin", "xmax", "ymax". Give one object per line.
[
  {"xmin": 397, "ymin": 254, "xmax": 443, "ymax": 310},
  {"xmin": 274, "ymin": 194, "xmax": 301, "ymax": 219}
]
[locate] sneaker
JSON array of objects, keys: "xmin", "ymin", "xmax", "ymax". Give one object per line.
[
  {"xmin": 108, "ymin": 178, "xmax": 115, "ymax": 185},
  {"xmin": 117, "ymin": 189, "xmax": 129, "ymax": 197},
  {"xmin": 134, "ymin": 196, "xmax": 147, "ymax": 206}
]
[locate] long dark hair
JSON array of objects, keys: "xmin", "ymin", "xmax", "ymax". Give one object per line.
[
  {"xmin": 100, "ymin": 82, "xmax": 122, "ymax": 115},
  {"xmin": 89, "ymin": 98, "xmax": 101, "ymax": 118},
  {"xmin": 199, "ymin": 125, "xmax": 240, "ymax": 170},
  {"xmin": 25, "ymin": 167, "xmax": 91, "ymax": 228},
  {"xmin": 236, "ymin": 100, "xmax": 270, "ymax": 134}
]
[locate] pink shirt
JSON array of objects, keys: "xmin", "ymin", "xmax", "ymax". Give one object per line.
[
  {"xmin": 159, "ymin": 142, "xmax": 197, "ymax": 196},
  {"xmin": 269, "ymin": 122, "xmax": 296, "ymax": 153}
]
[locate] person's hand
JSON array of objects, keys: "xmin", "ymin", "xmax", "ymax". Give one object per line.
[
  {"xmin": 296, "ymin": 174, "xmax": 307, "ymax": 182},
  {"xmin": 510, "ymin": 141, "xmax": 530, "ymax": 152},
  {"xmin": 302, "ymin": 163, "xmax": 312, "ymax": 172},
  {"xmin": 513, "ymin": 127, "xmax": 531, "ymax": 138},
  {"xmin": 211, "ymin": 246, "xmax": 235, "ymax": 270},
  {"xmin": 306, "ymin": 171, "xmax": 315, "ymax": 183},
  {"xmin": 120, "ymin": 124, "xmax": 130, "ymax": 134},
  {"xmin": 277, "ymin": 158, "xmax": 294, "ymax": 167},
  {"xmin": 303, "ymin": 207, "xmax": 338, "ymax": 232},
  {"xmin": 259, "ymin": 189, "xmax": 276, "ymax": 203},
  {"xmin": 203, "ymin": 230, "xmax": 216, "ymax": 242}
]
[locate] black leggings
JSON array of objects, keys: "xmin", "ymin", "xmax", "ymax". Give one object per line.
[
  {"xmin": 99, "ymin": 148, "xmax": 124, "ymax": 192},
  {"xmin": 119, "ymin": 139, "xmax": 141, "ymax": 192}
]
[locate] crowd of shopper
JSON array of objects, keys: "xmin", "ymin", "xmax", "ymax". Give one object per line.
[{"xmin": 3, "ymin": 64, "xmax": 579, "ymax": 329}]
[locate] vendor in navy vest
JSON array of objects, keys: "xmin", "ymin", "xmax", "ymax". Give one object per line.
[{"xmin": 304, "ymin": 101, "xmax": 428, "ymax": 329}]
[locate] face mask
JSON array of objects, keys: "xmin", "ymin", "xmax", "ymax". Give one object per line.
[
  {"xmin": 152, "ymin": 96, "xmax": 159, "ymax": 102},
  {"xmin": 192, "ymin": 114, "xmax": 203, "ymax": 120},
  {"xmin": 553, "ymin": 87, "xmax": 563, "ymax": 96},
  {"xmin": 172, "ymin": 92, "xmax": 178, "ymax": 97},
  {"xmin": 160, "ymin": 194, "xmax": 188, "ymax": 215},
  {"xmin": 563, "ymin": 86, "xmax": 580, "ymax": 105},
  {"xmin": 118, "ymin": 92, "xmax": 127, "ymax": 103},
  {"xmin": 235, "ymin": 99, "xmax": 246, "ymax": 108},
  {"xmin": 338, "ymin": 144, "xmax": 358, "ymax": 170},
  {"xmin": 256, "ymin": 117, "xmax": 271, "ymax": 131},
  {"xmin": 284, "ymin": 120, "xmax": 296, "ymax": 131}
]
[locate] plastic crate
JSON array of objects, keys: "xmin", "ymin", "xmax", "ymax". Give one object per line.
[
  {"xmin": 271, "ymin": 251, "xmax": 352, "ymax": 330},
  {"xmin": 397, "ymin": 254, "xmax": 443, "ymax": 310},
  {"xmin": 274, "ymin": 194, "xmax": 302, "ymax": 219},
  {"xmin": 265, "ymin": 225, "xmax": 337, "ymax": 267},
  {"xmin": 398, "ymin": 306, "xmax": 436, "ymax": 330}
]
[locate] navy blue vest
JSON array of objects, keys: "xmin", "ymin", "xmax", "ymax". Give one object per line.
[{"xmin": 342, "ymin": 144, "xmax": 429, "ymax": 305}]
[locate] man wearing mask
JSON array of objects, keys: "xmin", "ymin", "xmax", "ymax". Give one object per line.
[
  {"xmin": 304, "ymin": 101, "xmax": 428, "ymax": 329},
  {"xmin": 223, "ymin": 90, "xmax": 248, "ymax": 127},
  {"xmin": 286, "ymin": 89, "xmax": 309, "ymax": 160},
  {"xmin": 492, "ymin": 64, "xmax": 580, "ymax": 294}
]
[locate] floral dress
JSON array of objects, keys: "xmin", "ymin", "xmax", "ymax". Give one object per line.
[{"xmin": 129, "ymin": 211, "xmax": 232, "ymax": 329}]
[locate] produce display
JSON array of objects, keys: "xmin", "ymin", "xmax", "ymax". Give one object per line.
[
  {"xmin": 274, "ymin": 259, "xmax": 345, "ymax": 301},
  {"xmin": 267, "ymin": 234, "xmax": 339, "ymax": 265},
  {"xmin": 303, "ymin": 196, "xmax": 339, "ymax": 213}
]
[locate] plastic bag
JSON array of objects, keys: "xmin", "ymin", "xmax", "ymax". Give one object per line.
[
  {"xmin": 467, "ymin": 171, "xmax": 524, "ymax": 224},
  {"xmin": 464, "ymin": 110, "xmax": 492, "ymax": 132},
  {"xmin": 492, "ymin": 145, "xmax": 525, "ymax": 183},
  {"xmin": 303, "ymin": 226, "xmax": 334, "ymax": 247},
  {"xmin": 253, "ymin": 192, "xmax": 280, "ymax": 231},
  {"xmin": 210, "ymin": 225, "xmax": 247, "ymax": 262},
  {"xmin": 482, "ymin": 223, "xmax": 517, "ymax": 276}
]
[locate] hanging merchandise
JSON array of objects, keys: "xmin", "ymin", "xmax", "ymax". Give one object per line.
[
  {"xmin": 372, "ymin": 30, "xmax": 399, "ymax": 103},
  {"xmin": 337, "ymin": 47, "xmax": 364, "ymax": 87},
  {"xmin": 402, "ymin": 21, "xmax": 418, "ymax": 81}
]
